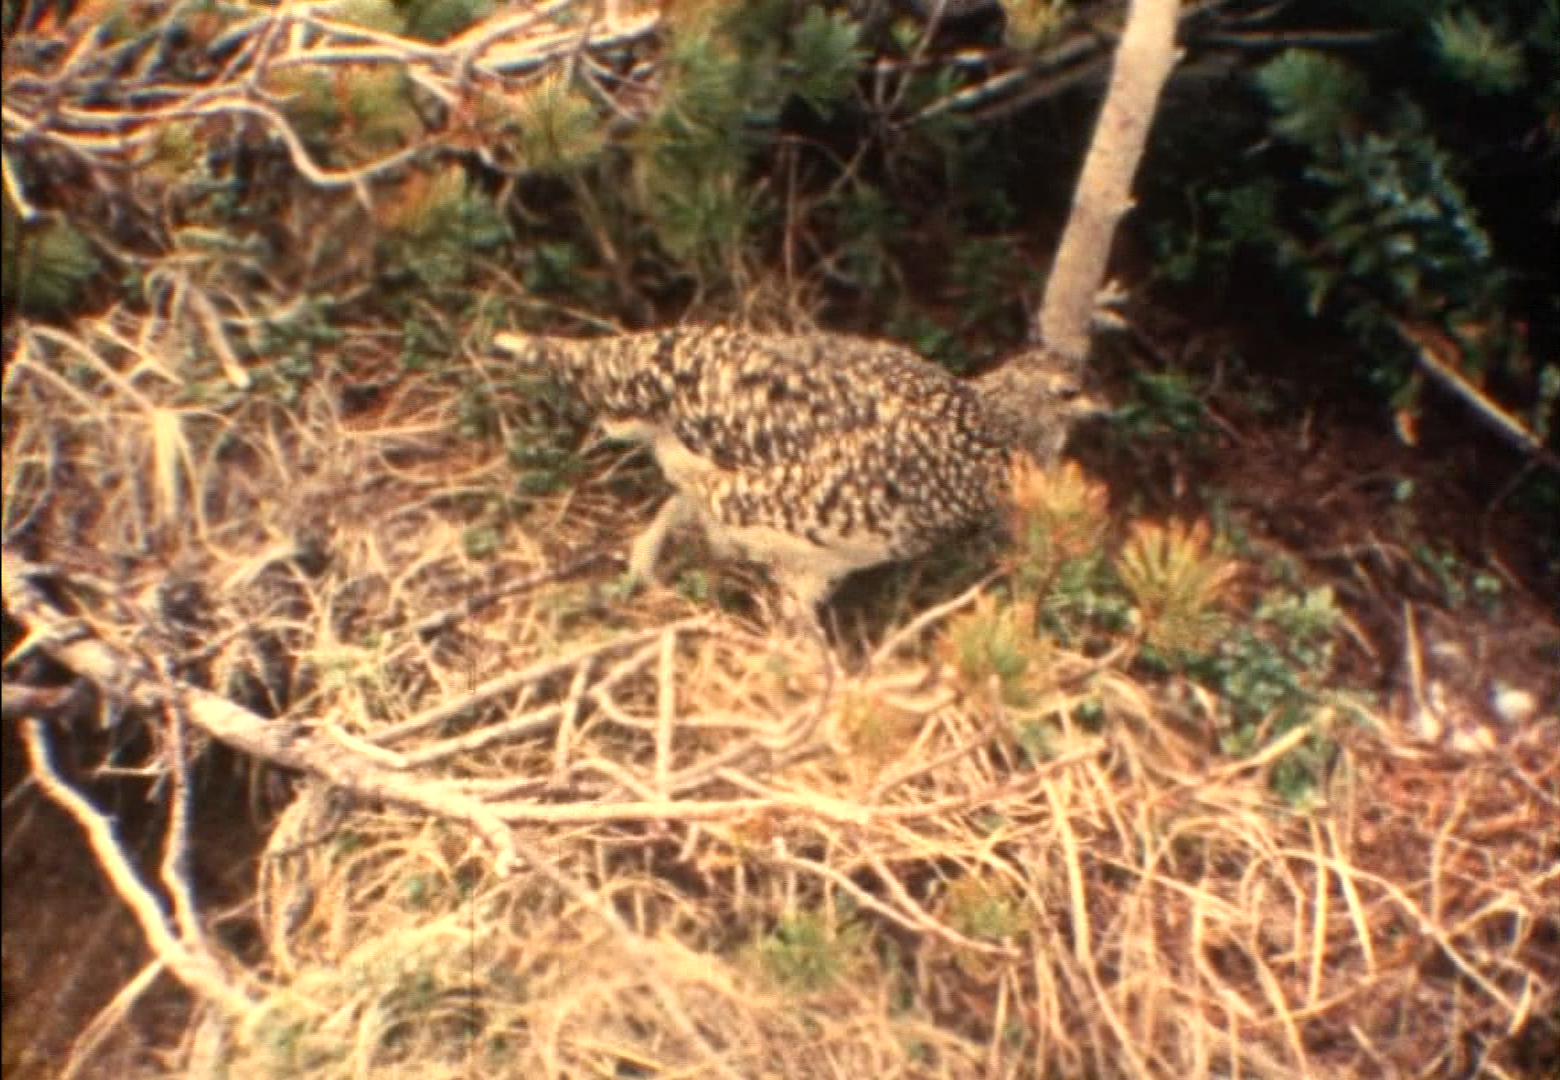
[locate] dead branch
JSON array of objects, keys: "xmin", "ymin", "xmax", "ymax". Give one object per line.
[
  {"xmin": 1388, "ymin": 317, "xmax": 1560, "ymax": 473},
  {"xmin": 157, "ymin": 705, "xmax": 207, "ymax": 950},
  {"xmin": 2, "ymin": 548, "xmax": 523, "ymax": 874},
  {"xmin": 1, "ymin": 3, "xmax": 662, "ymax": 192},
  {"xmin": 0, "ymin": 678, "xmax": 95, "ymax": 723},
  {"xmin": 59, "ymin": 961, "xmax": 168, "ymax": 1080},
  {"xmin": 18, "ymin": 718, "xmax": 254, "ymax": 1016}
]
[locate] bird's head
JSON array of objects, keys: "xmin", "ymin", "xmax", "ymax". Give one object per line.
[{"xmin": 974, "ymin": 347, "xmax": 1110, "ymax": 466}]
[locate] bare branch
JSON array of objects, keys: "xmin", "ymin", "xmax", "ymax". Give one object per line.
[
  {"xmin": 1388, "ymin": 317, "xmax": 1560, "ymax": 473},
  {"xmin": 19, "ymin": 719, "xmax": 254, "ymax": 1016},
  {"xmin": 2, "ymin": 548, "xmax": 523, "ymax": 874}
]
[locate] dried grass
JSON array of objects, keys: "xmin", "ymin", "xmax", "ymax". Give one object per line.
[
  {"xmin": 5, "ymin": 314, "xmax": 1555, "ymax": 1080},
  {"xmin": 2, "ymin": 4, "xmax": 1556, "ymax": 1076}
]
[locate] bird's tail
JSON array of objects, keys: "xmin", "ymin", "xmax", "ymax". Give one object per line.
[
  {"xmin": 494, "ymin": 329, "xmax": 680, "ymax": 422},
  {"xmin": 493, "ymin": 331, "xmax": 559, "ymax": 372},
  {"xmin": 492, "ymin": 331, "xmax": 599, "ymax": 393}
]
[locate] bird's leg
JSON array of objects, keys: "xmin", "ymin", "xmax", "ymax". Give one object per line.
[
  {"xmin": 625, "ymin": 493, "xmax": 699, "ymax": 588},
  {"xmin": 775, "ymin": 569, "xmax": 841, "ymax": 671},
  {"xmin": 701, "ymin": 522, "xmax": 743, "ymax": 562}
]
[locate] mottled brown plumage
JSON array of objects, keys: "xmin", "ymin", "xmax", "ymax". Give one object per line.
[{"xmin": 493, "ymin": 325, "xmax": 1099, "ymax": 616}]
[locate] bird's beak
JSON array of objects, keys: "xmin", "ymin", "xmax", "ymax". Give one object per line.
[
  {"xmin": 492, "ymin": 332, "xmax": 531, "ymax": 357},
  {"xmin": 1073, "ymin": 393, "xmax": 1113, "ymax": 420}
]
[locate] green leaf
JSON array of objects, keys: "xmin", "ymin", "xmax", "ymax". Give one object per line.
[
  {"xmin": 1257, "ymin": 50, "xmax": 1369, "ymax": 151},
  {"xmin": 397, "ymin": 0, "xmax": 493, "ymax": 41},
  {"xmin": 325, "ymin": 0, "xmax": 404, "ymax": 33},
  {"xmin": 1, "ymin": 209, "xmax": 99, "ymax": 317},
  {"xmin": 1431, "ymin": 11, "xmax": 1525, "ymax": 93},
  {"xmin": 505, "ymin": 75, "xmax": 608, "ymax": 174},
  {"xmin": 787, "ymin": 7, "xmax": 862, "ymax": 118}
]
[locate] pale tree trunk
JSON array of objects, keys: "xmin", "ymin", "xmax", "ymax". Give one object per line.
[{"xmin": 1035, "ymin": 0, "xmax": 1181, "ymax": 369}]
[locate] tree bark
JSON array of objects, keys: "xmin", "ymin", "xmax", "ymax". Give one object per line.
[{"xmin": 1036, "ymin": 0, "xmax": 1181, "ymax": 367}]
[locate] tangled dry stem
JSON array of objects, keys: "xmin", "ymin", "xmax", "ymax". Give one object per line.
[
  {"xmin": 4, "ymin": 334, "xmax": 1557, "ymax": 1077},
  {"xmin": 2, "ymin": 0, "xmax": 1239, "ymax": 235}
]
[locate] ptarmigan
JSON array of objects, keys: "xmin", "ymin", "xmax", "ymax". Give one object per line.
[{"xmin": 493, "ymin": 326, "xmax": 1100, "ymax": 620}]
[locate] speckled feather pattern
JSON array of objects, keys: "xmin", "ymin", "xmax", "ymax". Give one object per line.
[
  {"xmin": 494, "ymin": 325, "xmax": 1086, "ymax": 607},
  {"xmin": 516, "ymin": 327, "xmax": 1005, "ymax": 545}
]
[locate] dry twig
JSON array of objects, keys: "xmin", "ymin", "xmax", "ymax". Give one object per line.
[
  {"xmin": 19, "ymin": 719, "xmax": 254, "ymax": 1016},
  {"xmin": 3, "ymin": 548, "xmax": 524, "ymax": 874}
]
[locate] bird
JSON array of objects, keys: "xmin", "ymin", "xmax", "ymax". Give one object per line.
[{"xmin": 492, "ymin": 325, "xmax": 1103, "ymax": 626}]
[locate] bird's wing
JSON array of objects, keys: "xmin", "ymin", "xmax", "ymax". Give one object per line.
[
  {"xmin": 665, "ymin": 334, "xmax": 966, "ymax": 472},
  {"xmin": 688, "ymin": 397, "xmax": 1004, "ymax": 558}
]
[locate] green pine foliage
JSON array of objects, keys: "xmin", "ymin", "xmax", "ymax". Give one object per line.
[
  {"xmin": 1149, "ymin": 1, "xmax": 1556, "ymax": 428},
  {"xmin": 620, "ymin": 0, "xmax": 865, "ymax": 280},
  {"xmin": 1431, "ymin": 9, "xmax": 1527, "ymax": 91},
  {"xmin": 377, "ymin": 167, "xmax": 508, "ymax": 290},
  {"xmin": 1260, "ymin": 63, "xmax": 1499, "ymax": 326},
  {"xmin": 1255, "ymin": 50, "xmax": 1369, "ymax": 152},
  {"xmin": 787, "ymin": 7, "xmax": 864, "ymax": 118},
  {"xmin": 324, "ymin": 0, "xmax": 405, "ymax": 34},
  {"xmin": 942, "ymin": 475, "xmax": 1353, "ymax": 803},
  {"xmin": 503, "ymin": 76, "xmax": 608, "ymax": 175},
  {"xmin": 2, "ymin": 204, "xmax": 99, "ymax": 318},
  {"xmin": 346, "ymin": 68, "xmax": 425, "ymax": 152},
  {"xmin": 395, "ymin": 0, "xmax": 493, "ymax": 42},
  {"xmin": 269, "ymin": 65, "xmax": 423, "ymax": 160},
  {"xmin": 632, "ymin": 4, "xmax": 784, "ymax": 273},
  {"xmin": 1215, "ymin": 46, "xmax": 1507, "ymax": 336}
]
